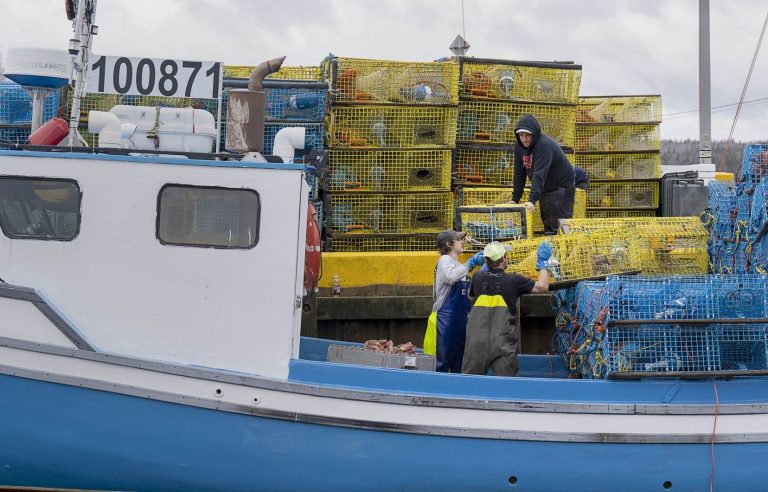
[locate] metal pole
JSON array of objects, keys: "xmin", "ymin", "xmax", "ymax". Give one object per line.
[{"xmin": 698, "ymin": 0, "xmax": 712, "ymax": 164}]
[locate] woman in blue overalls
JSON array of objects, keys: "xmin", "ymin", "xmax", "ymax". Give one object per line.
[{"xmin": 423, "ymin": 230, "xmax": 484, "ymax": 372}]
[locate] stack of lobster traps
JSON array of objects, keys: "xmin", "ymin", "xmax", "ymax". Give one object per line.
[
  {"xmin": 553, "ymin": 274, "xmax": 768, "ymax": 379},
  {"xmin": 703, "ymin": 144, "xmax": 768, "ymax": 273},
  {"xmin": 0, "ymin": 78, "xmax": 62, "ymax": 148},
  {"xmin": 575, "ymin": 95, "xmax": 662, "ymax": 219},
  {"xmin": 453, "ymin": 57, "xmax": 582, "ymax": 235},
  {"xmin": 321, "ymin": 56, "xmax": 459, "ymax": 251},
  {"xmin": 221, "ymin": 65, "xmax": 327, "ymax": 219},
  {"xmin": 222, "ymin": 64, "xmax": 326, "ymax": 160}
]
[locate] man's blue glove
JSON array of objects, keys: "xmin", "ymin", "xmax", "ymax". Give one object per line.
[
  {"xmin": 466, "ymin": 251, "xmax": 484, "ymax": 270},
  {"xmin": 535, "ymin": 241, "xmax": 554, "ymax": 270}
]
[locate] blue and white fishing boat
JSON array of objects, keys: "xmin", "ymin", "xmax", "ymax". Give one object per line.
[{"xmin": 1, "ymin": 2, "xmax": 768, "ymax": 491}]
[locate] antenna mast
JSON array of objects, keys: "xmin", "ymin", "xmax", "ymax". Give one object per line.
[{"xmin": 67, "ymin": 0, "xmax": 98, "ymax": 146}]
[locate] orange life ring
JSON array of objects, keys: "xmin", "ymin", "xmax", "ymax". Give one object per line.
[{"xmin": 304, "ymin": 202, "xmax": 322, "ymax": 293}]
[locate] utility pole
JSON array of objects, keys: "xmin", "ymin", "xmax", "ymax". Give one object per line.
[{"xmin": 699, "ymin": 0, "xmax": 712, "ymax": 164}]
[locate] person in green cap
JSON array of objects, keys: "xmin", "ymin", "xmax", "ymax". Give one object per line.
[{"xmin": 462, "ymin": 240, "xmax": 552, "ymax": 376}]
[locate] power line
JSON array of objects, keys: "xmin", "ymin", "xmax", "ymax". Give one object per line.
[
  {"xmin": 721, "ymin": 8, "xmax": 768, "ymax": 172},
  {"xmin": 662, "ymin": 96, "xmax": 768, "ymax": 118}
]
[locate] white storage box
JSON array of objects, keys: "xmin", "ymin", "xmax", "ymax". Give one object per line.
[
  {"xmin": 327, "ymin": 344, "xmax": 436, "ymax": 371},
  {"xmin": 109, "ymin": 105, "xmax": 217, "ymax": 153}
]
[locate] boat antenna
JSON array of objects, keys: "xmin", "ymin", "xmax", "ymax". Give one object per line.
[
  {"xmin": 67, "ymin": 0, "xmax": 99, "ymax": 147},
  {"xmin": 719, "ymin": 7, "xmax": 768, "ymax": 172}
]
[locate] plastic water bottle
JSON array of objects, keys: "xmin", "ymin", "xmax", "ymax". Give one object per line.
[{"xmin": 332, "ymin": 274, "xmax": 341, "ymax": 297}]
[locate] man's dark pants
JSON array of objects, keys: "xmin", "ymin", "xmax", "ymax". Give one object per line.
[{"xmin": 540, "ymin": 184, "xmax": 575, "ymax": 235}]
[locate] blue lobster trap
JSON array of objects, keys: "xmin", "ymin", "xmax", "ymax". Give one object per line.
[
  {"xmin": 716, "ymin": 274, "xmax": 767, "ymax": 318},
  {"xmin": 0, "ymin": 127, "xmax": 32, "ymax": 148},
  {"xmin": 606, "ymin": 275, "xmax": 718, "ymax": 321},
  {"xmin": 264, "ymin": 84, "xmax": 327, "ymax": 121},
  {"xmin": 0, "ymin": 82, "xmax": 61, "ymax": 126},
  {"xmin": 741, "ymin": 144, "xmax": 768, "ymax": 188},
  {"xmin": 717, "ymin": 324, "xmax": 768, "ymax": 371},
  {"xmin": 264, "ymin": 122, "xmax": 324, "ymax": 160},
  {"xmin": 604, "ymin": 321, "xmax": 768, "ymax": 378},
  {"xmin": 603, "ymin": 323, "xmax": 721, "ymax": 376},
  {"xmin": 456, "ymin": 205, "xmax": 531, "ymax": 243}
]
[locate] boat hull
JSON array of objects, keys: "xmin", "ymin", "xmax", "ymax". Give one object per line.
[{"xmin": 1, "ymin": 373, "xmax": 767, "ymax": 492}]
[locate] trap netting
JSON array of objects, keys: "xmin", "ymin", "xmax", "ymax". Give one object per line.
[
  {"xmin": 577, "ymin": 95, "xmax": 662, "ymax": 124},
  {"xmin": 574, "ymin": 153, "xmax": 661, "ymax": 180},
  {"xmin": 457, "ymin": 100, "xmax": 576, "ymax": 147},
  {"xmin": 575, "ymin": 124, "xmax": 660, "ymax": 152},
  {"xmin": 328, "ymin": 192, "xmax": 452, "ymax": 235},
  {"xmin": 326, "ymin": 149, "xmax": 451, "ymax": 193},
  {"xmin": 458, "ymin": 58, "xmax": 581, "ymax": 104},
  {"xmin": 323, "ymin": 56, "xmax": 459, "ymax": 105},
  {"xmin": 456, "ymin": 205, "xmax": 532, "ymax": 243},
  {"xmin": 326, "ymin": 105, "xmax": 458, "ymax": 149},
  {"xmin": 560, "ymin": 217, "xmax": 708, "ymax": 275}
]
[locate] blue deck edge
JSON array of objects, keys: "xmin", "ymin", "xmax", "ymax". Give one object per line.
[{"xmin": 294, "ymin": 336, "xmax": 768, "ymax": 405}]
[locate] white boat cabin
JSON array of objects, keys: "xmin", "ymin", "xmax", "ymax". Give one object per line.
[{"xmin": 0, "ymin": 150, "xmax": 309, "ymax": 379}]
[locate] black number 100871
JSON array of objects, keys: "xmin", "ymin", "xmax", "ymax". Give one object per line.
[{"xmin": 90, "ymin": 55, "xmax": 221, "ymax": 99}]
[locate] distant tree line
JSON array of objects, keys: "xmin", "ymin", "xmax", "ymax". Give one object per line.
[{"xmin": 661, "ymin": 140, "xmax": 765, "ymax": 174}]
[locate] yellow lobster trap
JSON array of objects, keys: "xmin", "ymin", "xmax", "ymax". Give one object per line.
[
  {"xmin": 457, "ymin": 186, "xmax": 586, "ymax": 233},
  {"xmin": 456, "ymin": 205, "xmax": 532, "ymax": 243},
  {"xmin": 328, "ymin": 234, "xmax": 437, "ymax": 252},
  {"xmin": 575, "ymin": 124, "xmax": 660, "ymax": 152},
  {"xmin": 322, "ymin": 56, "xmax": 459, "ymax": 105},
  {"xmin": 223, "ymin": 65, "xmax": 323, "ymax": 81},
  {"xmin": 457, "ymin": 186, "xmax": 514, "ymax": 207},
  {"xmin": 560, "ymin": 217, "xmax": 708, "ymax": 275},
  {"xmin": 327, "ymin": 149, "xmax": 451, "ymax": 192},
  {"xmin": 520, "ymin": 188, "xmax": 587, "ymax": 232},
  {"xmin": 329, "ymin": 192, "xmax": 452, "ymax": 235},
  {"xmin": 504, "ymin": 229, "xmax": 639, "ymax": 282},
  {"xmin": 454, "ymin": 145, "xmax": 515, "ymax": 186},
  {"xmin": 577, "ymin": 95, "xmax": 662, "ymax": 124},
  {"xmin": 458, "ymin": 57, "xmax": 582, "ymax": 105},
  {"xmin": 585, "ymin": 209, "xmax": 657, "ymax": 219},
  {"xmin": 457, "ymin": 100, "xmax": 576, "ymax": 147},
  {"xmin": 575, "ymin": 153, "xmax": 661, "ymax": 180},
  {"xmin": 326, "ymin": 105, "xmax": 458, "ymax": 149},
  {"xmin": 587, "ymin": 180, "xmax": 659, "ymax": 209}
]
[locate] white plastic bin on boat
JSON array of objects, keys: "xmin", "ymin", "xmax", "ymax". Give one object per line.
[
  {"xmin": 327, "ymin": 345, "xmax": 436, "ymax": 371},
  {"xmin": 108, "ymin": 105, "xmax": 217, "ymax": 153}
]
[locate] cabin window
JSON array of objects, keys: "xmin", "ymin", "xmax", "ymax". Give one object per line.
[
  {"xmin": 157, "ymin": 185, "xmax": 260, "ymax": 249},
  {"xmin": 0, "ymin": 177, "xmax": 81, "ymax": 241}
]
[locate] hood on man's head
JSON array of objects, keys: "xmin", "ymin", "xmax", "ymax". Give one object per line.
[{"xmin": 514, "ymin": 114, "xmax": 542, "ymax": 147}]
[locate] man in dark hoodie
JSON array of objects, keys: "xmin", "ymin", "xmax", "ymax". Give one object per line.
[{"xmin": 511, "ymin": 114, "xmax": 576, "ymax": 234}]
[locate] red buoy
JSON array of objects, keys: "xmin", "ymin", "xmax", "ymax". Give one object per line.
[{"xmin": 28, "ymin": 118, "xmax": 69, "ymax": 146}]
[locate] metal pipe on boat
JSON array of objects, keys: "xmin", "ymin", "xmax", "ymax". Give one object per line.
[{"xmin": 225, "ymin": 56, "xmax": 286, "ymax": 153}]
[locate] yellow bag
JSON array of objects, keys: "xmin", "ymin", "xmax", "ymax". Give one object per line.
[{"xmin": 423, "ymin": 311, "xmax": 437, "ymax": 355}]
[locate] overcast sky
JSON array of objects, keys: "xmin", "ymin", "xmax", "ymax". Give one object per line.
[{"xmin": 1, "ymin": 0, "xmax": 766, "ymax": 141}]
